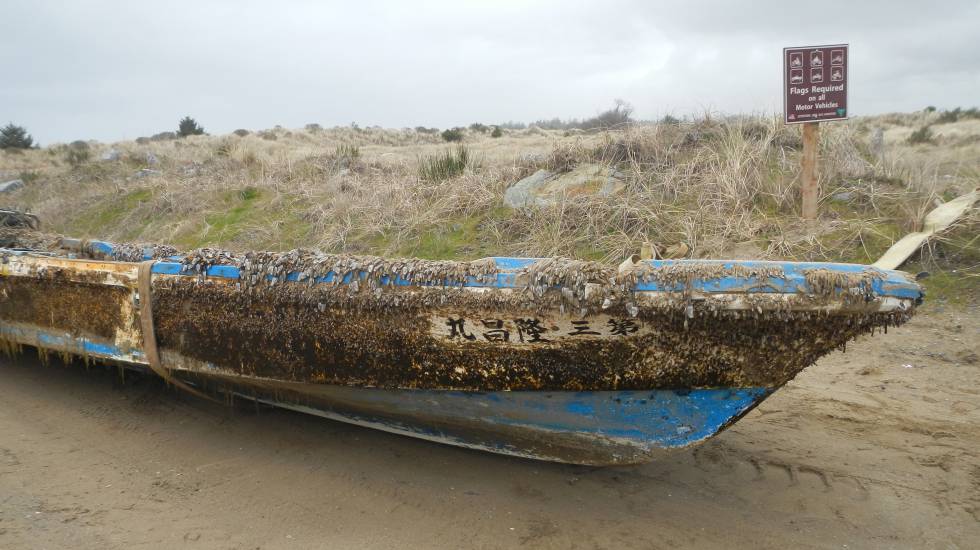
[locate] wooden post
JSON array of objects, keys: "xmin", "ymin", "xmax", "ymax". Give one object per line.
[{"xmin": 801, "ymin": 122, "xmax": 820, "ymax": 221}]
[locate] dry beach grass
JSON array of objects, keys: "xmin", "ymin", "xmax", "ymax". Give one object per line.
[{"xmin": 1, "ymin": 111, "xmax": 977, "ymax": 299}]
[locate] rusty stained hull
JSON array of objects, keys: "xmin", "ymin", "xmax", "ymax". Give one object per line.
[{"xmin": 0, "ymin": 250, "xmax": 922, "ymax": 465}]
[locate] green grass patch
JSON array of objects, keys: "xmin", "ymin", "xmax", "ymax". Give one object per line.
[
  {"xmin": 72, "ymin": 188, "xmax": 153, "ymax": 237},
  {"xmin": 412, "ymin": 215, "xmax": 485, "ymax": 259},
  {"xmin": 173, "ymin": 187, "xmax": 314, "ymax": 250},
  {"xmin": 418, "ymin": 146, "xmax": 470, "ymax": 182},
  {"xmin": 820, "ymin": 221, "xmax": 904, "ymax": 264},
  {"xmin": 352, "ymin": 210, "xmax": 510, "ymax": 260},
  {"xmin": 173, "ymin": 188, "xmax": 261, "ymax": 249},
  {"xmin": 908, "ymin": 265, "xmax": 979, "ymax": 306},
  {"xmin": 572, "ymin": 244, "xmax": 608, "ymax": 261},
  {"xmin": 203, "ymin": 196, "xmax": 257, "ymax": 242}
]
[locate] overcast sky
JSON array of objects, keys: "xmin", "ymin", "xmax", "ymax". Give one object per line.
[{"xmin": 2, "ymin": 0, "xmax": 978, "ymax": 143}]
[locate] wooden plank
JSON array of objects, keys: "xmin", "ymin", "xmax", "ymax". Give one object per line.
[{"xmin": 873, "ymin": 188, "xmax": 979, "ymax": 270}]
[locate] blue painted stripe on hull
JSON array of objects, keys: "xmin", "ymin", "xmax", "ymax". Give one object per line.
[
  {"xmin": 0, "ymin": 324, "xmax": 143, "ymax": 360},
  {"xmin": 74, "ymin": 239, "xmax": 920, "ymax": 300},
  {"xmin": 148, "ymin": 257, "xmax": 918, "ymax": 300},
  {"xmin": 307, "ymin": 386, "xmax": 769, "ymax": 450},
  {"xmin": 240, "ymin": 385, "xmax": 773, "ymax": 464}
]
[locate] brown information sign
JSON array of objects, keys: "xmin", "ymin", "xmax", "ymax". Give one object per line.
[{"xmin": 783, "ymin": 44, "xmax": 848, "ymax": 124}]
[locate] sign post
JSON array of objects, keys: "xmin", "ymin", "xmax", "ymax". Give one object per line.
[
  {"xmin": 801, "ymin": 122, "xmax": 819, "ymax": 220},
  {"xmin": 783, "ymin": 44, "xmax": 848, "ymax": 221}
]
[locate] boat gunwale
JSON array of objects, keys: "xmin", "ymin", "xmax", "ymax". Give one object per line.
[
  {"xmin": 5, "ymin": 238, "xmax": 920, "ymax": 301},
  {"xmin": 0, "ymin": 241, "xmax": 924, "ymax": 303},
  {"xmin": 151, "ymin": 256, "xmax": 921, "ymax": 301}
]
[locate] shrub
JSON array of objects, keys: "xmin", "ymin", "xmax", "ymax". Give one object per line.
[
  {"xmin": 936, "ymin": 108, "xmax": 960, "ymax": 124},
  {"xmin": 907, "ymin": 125, "xmax": 934, "ymax": 145},
  {"xmin": 469, "ymin": 122, "xmax": 489, "ymax": 133},
  {"xmin": 239, "ymin": 186, "xmax": 260, "ymax": 201},
  {"xmin": 924, "ymin": 106, "xmax": 936, "ymax": 113},
  {"xmin": 258, "ymin": 130, "xmax": 277, "ymax": 141},
  {"xmin": 415, "ymin": 126, "xmax": 439, "ymax": 135},
  {"xmin": 233, "ymin": 128, "xmax": 250, "ymax": 137},
  {"xmin": 334, "ymin": 143, "xmax": 360, "ymax": 168},
  {"xmin": 546, "ymin": 141, "xmax": 581, "ymax": 173},
  {"xmin": 65, "ymin": 140, "xmax": 91, "ymax": 166},
  {"xmin": 19, "ymin": 170, "xmax": 41, "ymax": 184},
  {"xmin": 580, "ymin": 99, "xmax": 634, "ymax": 130},
  {"xmin": 177, "ymin": 116, "xmax": 205, "ymax": 137},
  {"xmin": 0, "ymin": 123, "xmax": 34, "ymax": 149},
  {"xmin": 660, "ymin": 114, "xmax": 681, "ymax": 125},
  {"xmin": 441, "ymin": 128, "xmax": 464, "ymax": 142},
  {"xmin": 513, "ymin": 100, "xmax": 636, "ymax": 132},
  {"xmin": 418, "ymin": 145, "xmax": 470, "ymax": 181},
  {"xmin": 490, "ymin": 126, "xmax": 503, "ymax": 138},
  {"xmin": 150, "ymin": 131, "xmax": 177, "ymax": 141},
  {"xmin": 135, "ymin": 136, "xmax": 151, "ymax": 145},
  {"xmin": 214, "ymin": 140, "xmax": 235, "ymax": 157},
  {"xmin": 305, "ymin": 123, "xmax": 322, "ymax": 133},
  {"xmin": 529, "ymin": 117, "xmax": 568, "ymax": 130},
  {"xmin": 935, "ymin": 107, "xmax": 980, "ymax": 124}
]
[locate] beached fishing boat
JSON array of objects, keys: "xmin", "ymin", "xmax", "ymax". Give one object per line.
[{"xmin": 0, "ymin": 230, "xmax": 921, "ymax": 465}]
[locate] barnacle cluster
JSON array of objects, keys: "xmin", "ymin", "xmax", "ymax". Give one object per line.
[
  {"xmin": 110, "ymin": 242, "xmax": 180, "ymax": 262},
  {"xmin": 149, "ymin": 275, "xmax": 912, "ymax": 392},
  {"xmin": 0, "ymin": 228, "xmax": 62, "ymax": 251},
  {"xmin": 0, "ymin": 270, "xmax": 129, "ymax": 341},
  {"xmin": 803, "ymin": 267, "xmax": 884, "ymax": 303},
  {"xmin": 0, "ymin": 227, "xmax": 920, "ymax": 393}
]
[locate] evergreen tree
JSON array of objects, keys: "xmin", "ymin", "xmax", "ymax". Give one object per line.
[
  {"xmin": 177, "ymin": 116, "xmax": 205, "ymax": 137},
  {"xmin": 0, "ymin": 123, "xmax": 34, "ymax": 149}
]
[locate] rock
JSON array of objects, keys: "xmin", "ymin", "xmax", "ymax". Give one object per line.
[
  {"xmin": 101, "ymin": 149, "xmax": 120, "ymax": 161},
  {"xmin": 134, "ymin": 169, "xmax": 161, "ymax": 179},
  {"xmin": 832, "ymin": 191, "xmax": 854, "ymax": 202},
  {"xmin": 145, "ymin": 152, "xmax": 159, "ymax": 165},
  {"xmin": 504, "ymin": 169, "xmax": 553, "ymax": 207},
  {"xmin": 503, "ymin": 163, "xmax": 625, "ymax": 208},
  {"xmin": 0, "ymin": 179, "xmax": 24, "ymax": 193}
]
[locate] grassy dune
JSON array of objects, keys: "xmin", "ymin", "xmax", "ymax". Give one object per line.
[{"xmin": 1, "ymin": 112, "xmax": 977, "ymax": 301}]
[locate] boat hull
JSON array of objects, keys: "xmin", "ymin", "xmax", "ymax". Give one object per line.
[
  {"xmin": 202, "ymin": 375, "xmax": 770, "ymax": 465},
  {"xmin": 0, "ymin": 321, "xmax": 767, "ymax": 465},
  {"xmin": 0, "ymin": 238, "xmax": 921, "ymax": 464}
]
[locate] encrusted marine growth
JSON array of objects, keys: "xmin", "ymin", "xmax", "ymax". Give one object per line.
[{"xmin": 0, "ymin": 229, "xmax": 918, "ymax": 394}]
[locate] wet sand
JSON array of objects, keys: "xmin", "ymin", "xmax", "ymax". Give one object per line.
[{"xmin": 1, "ymin": 306, "xmax": 977, "ymax": 549}]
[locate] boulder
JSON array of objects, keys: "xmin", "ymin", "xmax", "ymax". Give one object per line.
[
  {"xmin": 145, "ymin": 152, "xmax": 159, "ymax": 165},
  {"xmin": 504, "ymin": 169, "xmax": 553, "ymax": 208},
  {"xmin": 503, "ymin": 163, "xmax": 625, "ymax": 208},
  {"xmin": 134, "ymin": 168, "xmax": 161, "ymax": 179},
  {"xmin": 101, "ymin": 149, "xmax": 120, "ymax": 161},
  {"xmin": 0, "ymin": 179, "xmax": 24, "ymax": 193}
]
